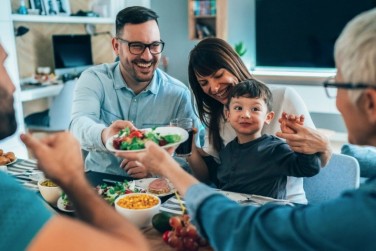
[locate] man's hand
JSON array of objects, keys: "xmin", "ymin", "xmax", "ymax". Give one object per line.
[
  {"xmin": 120, "ymin": 159, "xmax": 151, "ymax": 178},
  {"xmin": 20, "ymin": 132, "xmax": 84, "ymax": 186},
  {"xmin": 116, "ymin": 141, "xmax": 176, "ymax": 177},
  {"xmin": 101, "ymin": 120, "xmax": 136, "ymax": 145}
]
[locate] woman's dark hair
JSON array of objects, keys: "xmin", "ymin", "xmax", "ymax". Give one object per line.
[
  {"xmin": 225, "ymin": 79, "xmax": 273, "ymax": 112},
  {"xmin": 188, "ymin": 38, "xmax": 254, "ymax": 152},
  {"xmin": 116, "ymin": 6, "xmax": 159, "ymax": 36}
]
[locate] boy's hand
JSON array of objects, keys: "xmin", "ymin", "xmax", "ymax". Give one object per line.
[{"xmin": 279, "ymin": 112, "xmax": 305, "ymax": 134}]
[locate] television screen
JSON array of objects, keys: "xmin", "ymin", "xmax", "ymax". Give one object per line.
[
  {"xmin": 52, "ymin": 34, "xmax": 93, "ymax": 75},
  {"xmin": 255, "ymin": 0, "xmax": 375, "ymax": 69}
]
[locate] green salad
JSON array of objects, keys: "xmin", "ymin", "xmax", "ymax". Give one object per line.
[{"xmin": 112, "ymin": 127, "xmax": 181, "ymax": 150}]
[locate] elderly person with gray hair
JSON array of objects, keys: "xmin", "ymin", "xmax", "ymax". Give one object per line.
[{"xmin": 119, "ymin": 8, "xmax": 376, "ymax": 250}]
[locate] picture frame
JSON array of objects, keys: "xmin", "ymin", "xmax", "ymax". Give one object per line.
[
  {"xmin": 41, "ymin": 0, "xmax": 70, "ymax": 16},
  {"xmin": 41, "ymin": 0, "xmax": 58, "ymax": 16},
  {"xmin": 55, "ymin": 0, "xmax": 71, "ymax": 16},
  {"xmin": 29, "ymin": 0, "xmax": 45, "ymax": 15}
]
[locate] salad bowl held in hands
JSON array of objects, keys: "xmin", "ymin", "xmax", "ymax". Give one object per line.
[{"xmin": 105, "ymin": 126, "xmax": 189, "ymax": 153}]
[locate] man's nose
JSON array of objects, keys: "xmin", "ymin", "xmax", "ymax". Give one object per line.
[{"xmin": 140, "ymin": 47, "xmax": 153, "ymax": 60}]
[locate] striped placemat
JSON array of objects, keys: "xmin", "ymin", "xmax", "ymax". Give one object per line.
[
  {"xmin": 6, "ymin": 159, "xmax": 41, "ymax": 191},
  {"xmin": 160, "ymin": 190, "xmax": 254, "ymax": 215},
  {"xmin": 160, "ymin": 195, "xmax": 186, "ymax": 215},
  {"xmin": 159, "ymin": 189, "xmax": 292, "ymax": 215}
]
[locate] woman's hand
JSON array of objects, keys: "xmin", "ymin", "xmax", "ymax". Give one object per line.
[
  {"xmin": 101, "ymin": 120, "xmax": 136, "ymax": 145},
  {"xmin": 279, "ymin": 112, "xmax": 305, "ymax": 134},
  {"xmin": 276, "ymin": 120, "xmax": 332, "ymax": 166}
]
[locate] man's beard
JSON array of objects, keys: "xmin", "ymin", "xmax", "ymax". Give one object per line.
[
  {"xmin": 0, "ymin": 110, "xmax": 17, "ymax": 140},
  {"xmin": 0, "ymin": 89, "xmax": 17, "ymax": 140}
]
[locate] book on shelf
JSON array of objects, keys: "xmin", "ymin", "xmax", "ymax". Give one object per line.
[
  {"xmin": 192, "ymin": 0, "xmax": 216, "ymax": 16},
  {"xmin": 195, "ymin": 23, "xmax": 215, "ymax": 39}
]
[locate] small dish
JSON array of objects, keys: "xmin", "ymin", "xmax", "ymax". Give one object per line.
[
  {"xmin": 57, "ymin": 196, "xmax": 75, "ymax": 213},
  {"xmin": 38, "ymin": 179, "xmax": 62, "ymax": 205},
  {"xmin": 135, "ymin": 178, "xmax": 176, "ymax": 197},
  {"xmin": 5, "ymin": 158, "xmax": 18, "ymax": 166}
]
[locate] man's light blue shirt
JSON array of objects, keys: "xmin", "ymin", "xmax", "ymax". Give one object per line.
[{"xmin": 70, "ymin": 62, "xmax": 200, "ymax": 175}]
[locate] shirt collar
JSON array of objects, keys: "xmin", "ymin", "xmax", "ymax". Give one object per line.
[{"xmin": 113, "ymin": 63, "xmax": 159, "ymax": 95}]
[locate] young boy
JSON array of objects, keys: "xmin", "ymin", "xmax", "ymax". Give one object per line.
[{"xmin": 217, "ymin": 79, "xmax": 320, "ymax": 200}]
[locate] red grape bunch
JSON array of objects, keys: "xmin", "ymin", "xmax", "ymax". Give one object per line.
[{"xmin": 162, "ymin": 214, "xmax": 208, "ymax": 251}]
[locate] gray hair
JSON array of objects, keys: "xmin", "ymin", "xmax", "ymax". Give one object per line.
[{"xmin": 334, "ymin": 8, "xmax": 376, "ymax": 102}]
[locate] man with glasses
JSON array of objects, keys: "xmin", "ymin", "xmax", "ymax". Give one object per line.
[
  {"xmin": 70, "ymin": 6, "xmax": 200, "ymax": 177},
  {"xmin": 324, "ymin": 76, "xmax": 376, "ymax": 99}
]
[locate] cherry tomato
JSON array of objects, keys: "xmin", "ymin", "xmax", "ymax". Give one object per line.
[{"xmin": 129, "ymin": 130, "xmax": 144, "ymax": 138}]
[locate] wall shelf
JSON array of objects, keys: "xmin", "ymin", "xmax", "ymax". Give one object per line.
[
  {"xmin": 188, "ymin": 0, "xmax": 227, "ymax": 40},
  {"xmin": 11, "ymin": 14, "xmax": 114, "ymax": 24}
]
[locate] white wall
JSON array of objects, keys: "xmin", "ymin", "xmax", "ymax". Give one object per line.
[
  {"xmin": 151, "ymin": 0, "xmax": 196, "ymax": 85},
  {"xmin": 150, "ymin": 0, "xmax": 345, "ymax": 132}
]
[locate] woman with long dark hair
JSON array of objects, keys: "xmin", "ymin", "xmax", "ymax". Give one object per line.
[{"xmin": 187, "ymin": 38, "xmax": 332, "ymax": 204}]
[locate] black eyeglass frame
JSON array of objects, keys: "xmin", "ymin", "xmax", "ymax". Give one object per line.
[
  {"xmin": 323, "ymin": 78, "xmax": 376, "ymax": 98},
  {"xmin": 116, "ymin": 37, "xmax": 165, "ymax": 55}
]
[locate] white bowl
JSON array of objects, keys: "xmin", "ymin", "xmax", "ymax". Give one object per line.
[
  {"xmin": 38, "ymin": 179, "xmax": 62, "ymax": 205},
  {"xmin": 114, "ymin": 193, "xmax": 161, "ymax": 228}
]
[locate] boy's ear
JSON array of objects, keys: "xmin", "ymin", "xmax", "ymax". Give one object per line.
[{"xmin": 264, "ymin": 111, "xmax": 275, "ymax": 125}]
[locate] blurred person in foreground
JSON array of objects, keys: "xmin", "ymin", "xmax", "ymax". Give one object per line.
[
  {"xmin": 0, "ymin": 43, "xmax": 149, "ymax": 250},
  {"xmin": 119, "ymin": 8, "xmax": 376, "ymax": 250}
]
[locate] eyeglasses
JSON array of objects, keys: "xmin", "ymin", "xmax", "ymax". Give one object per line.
[
  {"xmin": 323, "ymin": 76, "xmax": 376, "ymax": 98},
  {"xmin": 116, "ymin": 37, "xmax": 165, "ymax": 55}
]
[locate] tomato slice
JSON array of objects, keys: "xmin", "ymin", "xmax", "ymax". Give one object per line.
[{"xmin": 129, "ymin": 130, "xmax": 144, "ymax": 139}]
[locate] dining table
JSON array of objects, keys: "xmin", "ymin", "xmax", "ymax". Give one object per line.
[{"xmin": 6, "ymin": 158, "xmax": 214, "ymax": 251}]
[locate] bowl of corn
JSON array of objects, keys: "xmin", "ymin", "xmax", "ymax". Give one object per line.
[{"xmin": 114, "ymin": 193, "xmax": 161, "ymax": 228}]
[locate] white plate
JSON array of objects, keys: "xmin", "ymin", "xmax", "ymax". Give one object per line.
[
  {"xmin": 135, "ymin": 178, "xmax": 176, "ymax": 197},
  {"xmin": 105, "ymin": 127, "xmax": 189, "ymax": 153},
  {"xmin": 57, "ymin": 196, "xmax": 75, "ymax": 213},
  {"xmin": 217, "ymin": 190, "xmax": 249, "ymax": 202},
  {"xmin": 29, "ymin": 172, "xmax": 45, "ymax": 181},
  {"xmin": 5, "ymin": 158, "xmax": 18, "ymax": 166}
]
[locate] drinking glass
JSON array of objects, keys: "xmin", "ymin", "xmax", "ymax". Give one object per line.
[{"xmin": 170, "ymin": 118, "xmax": 193, "ymax": 157}]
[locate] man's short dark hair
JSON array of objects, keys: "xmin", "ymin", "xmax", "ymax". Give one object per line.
[{"xmin": 116, "ymin": 6, "xmax": 159, "ymax": 36}]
